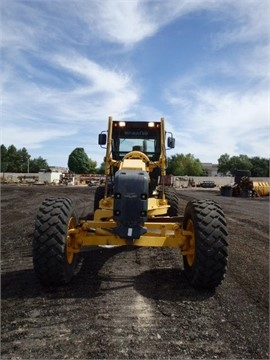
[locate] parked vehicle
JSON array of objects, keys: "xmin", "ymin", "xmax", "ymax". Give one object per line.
[{"xmin": 200, "ymin": 181, "xmax": 216, "ymax": 188}]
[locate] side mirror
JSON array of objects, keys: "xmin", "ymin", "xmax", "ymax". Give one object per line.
[
  {"xmin": 98, "ymin": 133, "xmax": 107, "ymax": 145},
  {"xmin": 167, "ymin": 136, "xmax": 175, "ymax": 149}
]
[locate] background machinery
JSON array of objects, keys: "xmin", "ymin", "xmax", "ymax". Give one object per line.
[
  {"xmin": 33, "ymin": 117, "xmax": 228, "ymax": 290},
  {"xmin": 233, "ymin": 170, "xmax": 270, "ymax": 197}
]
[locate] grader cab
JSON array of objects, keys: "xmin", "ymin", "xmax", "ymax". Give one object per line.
[{"xmin": 33, "ymin": 117, "xmax": 228, "ymax": 290}]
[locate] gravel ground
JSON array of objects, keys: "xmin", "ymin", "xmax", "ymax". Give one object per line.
[{"xmin": 1, "ymin": 185, "xmax": 269, "ymax": 359}]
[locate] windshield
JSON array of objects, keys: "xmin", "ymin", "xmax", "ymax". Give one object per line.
[
  {"xmin": 119, "ymin": 138, "xmax": 156, "ymax": 153},
  {"xmin": 112, "ymin": 138, "xmax": 160, "ymax": 160},
  {"xmin": 111, "ymin": 121, "xmax": 161, "ymax": 161},
  {"xmin": 112, "ymin": 123, "xmax": 160, "ymax": 161}
]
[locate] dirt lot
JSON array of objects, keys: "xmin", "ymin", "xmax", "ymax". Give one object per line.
[{"xmin": 1, "ymin": 185, "xmax": 269, "ymax": 359}]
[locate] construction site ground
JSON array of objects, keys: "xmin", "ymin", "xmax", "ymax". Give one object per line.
[{"xmin": 1, "ymin": 184, "xmax": 269, "ymax": 359}]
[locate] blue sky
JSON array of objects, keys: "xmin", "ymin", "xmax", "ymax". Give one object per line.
[{"xmin": 1, "ymin": 0, "xmax": 269, "ymax": 167}]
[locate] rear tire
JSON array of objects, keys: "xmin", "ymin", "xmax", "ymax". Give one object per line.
[
  {"xmin": 33, "ymin": 197, "xmax": 79, "ymax": 286},
  {"xmin": 183, "ymin": 200, "xmax": 228, "ymax": 289},
  {"xmin": 164, "ymin": 187, "xmax": 180, "ymax": 216}
]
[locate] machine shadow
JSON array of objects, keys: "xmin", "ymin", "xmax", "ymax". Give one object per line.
[
  {"xmin": 134, "ymin": 268, "xmax": 214, "ymax": 301},
  {"xmin": 1, "ymin": 246, "xmax": 133, "ymax": 300},
  {"xmin": 2, "ymin": 248, "xmax": 213, "ymax": 302}
]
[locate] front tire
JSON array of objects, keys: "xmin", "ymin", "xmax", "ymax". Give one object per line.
[
  {"xmin": 182, "ymin": 200, "xmax": 228, "ymax": 289},
  {"xmin": 33, "ymin": 197, "xmax": 79, "ymax": 286}
]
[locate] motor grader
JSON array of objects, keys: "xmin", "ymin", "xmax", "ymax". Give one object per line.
[{"xmin": 33, "ymin": 117, "xmax": 228, "ymax": 289}]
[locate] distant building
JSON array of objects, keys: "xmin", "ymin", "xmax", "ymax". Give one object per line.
[
  {"xmin": 48, "ymin": 166, "xmax": 69, "ymax": 173},
  {"xmin": 38, "ymin": 167, "xmax": 68, "ymax": 184},
  {"xmin": 202, "ymin": 163, "xmax": 219, "ymax": 176}
]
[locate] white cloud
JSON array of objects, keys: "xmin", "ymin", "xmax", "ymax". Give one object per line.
[
  {"xmin": 163, "ymin": 0, "xmax": 269, "ymax": 163},
  {"xmin": 212, "ymin": 0, "xmax": 269, "ymax": 48},
  {"xmin": 52, "ymin": 53, "xmax": 133, "ymax": 94},
  {"xmin": 49, "ymin": 53, "xmax": 140, "ymax": 119},
  {"xmin": 84, "ymin": 0, "xmax": 157, "ymax": 45},
  {"xmin": 75, "ymin": 0, "xmax": 269, "ymax": 48},
  {"xmin": 1, "ymin": 0, "xmax": 269, "ymax": 166},
  {"xmin": 165, "ymin": 86, "xmax": 269, "ymax": 162},
  {"xmin": 1, "ymin": 125, "xmax": 76, "ymax": 150},
  {"xmin": 2, "ymin": 48, "xmax": 140, "ymax": 161},
  {"xmin": 2, "ymin": 0, "xmax": 267, "ymax": 50}
]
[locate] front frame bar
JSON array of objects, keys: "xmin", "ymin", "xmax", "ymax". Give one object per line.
[{"xmin": 68, "ymin": 220, "xmax": 193, "ymax": 251}]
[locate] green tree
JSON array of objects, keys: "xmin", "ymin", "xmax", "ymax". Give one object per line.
[
  {"xmin": 250, "ymin": 157, "xmax": 269, "ymax": 177},
  {"xmin": 88, "ymin": 158, "xmax": 97, "ymax": 173},
  {"xmin": 0, "ymin": 144, "xmax": 8, "ymax": 172},
  {"xmin": 97, "ymin": 162, "xmax": 106, "ymax": 174},
  {"xmin": 1, "ymin": 144, "xmax": 49, "ymax": 173},
  {"xmin": 68, "ymin": 147, "xmax": 92, "ymax": 174},
  {"xmin": 167, "ymin": 153, "xmax": 203, "ymax": 176},
  {"xmin": 18, "ymin": 147, "xmax": 31, "ymax": 172},
  {"xmin": 217, "ymin": 153, "xmax": 231, "ymax": 175},
  {"xmin": 6, "ymin": 145, "xmax": 21, "ymax": 172},
  {"xmin": 229, "ymin": 154, "xmax": 252, "ymax": 176},
  {"xmin": 30, "ymin": 157, "xmax": 49, "ymax": 173},
  {"xmin": 218, "ymin": 153, "xmax": 269, "ymax": 177}
]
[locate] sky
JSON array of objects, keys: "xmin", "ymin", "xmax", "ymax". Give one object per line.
[{"xmin": 1, "ymin": 0, "xmax": 269, "ymax": 167}]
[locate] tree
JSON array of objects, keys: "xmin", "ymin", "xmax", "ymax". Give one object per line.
[
  {"xmin": 30, "ymin": 157, "xmax": 49, "ymax": 173},
  {"xmin": 97, "ymin": 162, "xmax": 106, "ymax": 174},
  {"xmin": 18, "ymin": 147, "xmax": 31, "ymax": 172},
  {"xmin": 167, "ymin": 153, "xmax": 204, "ymax": 176},
  {"xmin": 6, "ymin": 145, "xmax": 21, "ymax": 172},
  {"xmin": 68, "ymin": 147, "xmax": 93, "ymax": 174},
  {"xmin": 217, "ymin": 153, "xmax": 231, "ymax": 175},
  {"xmin": 0, "ymin": 145, "xmax": 8, "ymax": 172},
  {"xmin": 88, "ymin": 158, "xmax": 97, "ymax": 173},
  {"xmin": 228, "ymin": 155, "xmax": 252, "ymax": 176},
  {"xmin": 249, "ymin": 157, "xmax": 269, "ymax": 177},
  {"xmin": 1, "ymin": 144, "xmax": 48, "ymax": 172},
  {"xmin": 217, "ymin": 153, "xmax": 267, "ymax": 176}
]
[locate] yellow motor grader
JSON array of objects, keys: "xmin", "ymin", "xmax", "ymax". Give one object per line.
[{"xmin": 33, "ymin": 117, "xmax": 228, "ymax": 289}]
